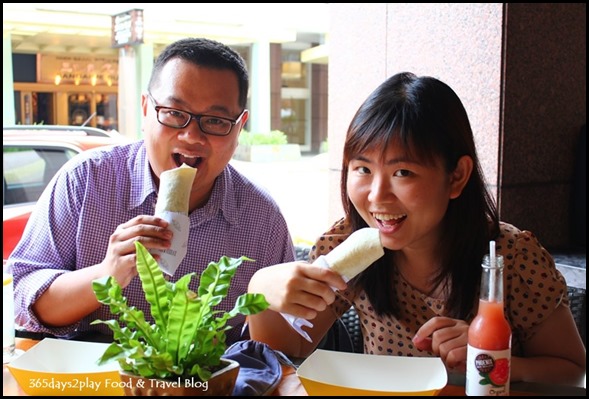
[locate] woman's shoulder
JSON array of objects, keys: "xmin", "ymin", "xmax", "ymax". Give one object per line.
[
  {"xmin": 496, "ymin": 221, "xmax": 554, "ymax": 266},
  {"xmin": 496, "ymin": 220, "xmax": 530, "ymax": 240},
  {"xmin": 497, "ymin": 221, "xmax": 567, "ymax": 306},
  {"xmin": 498, "ymin": 221, "xmax": 568, "ymax": 342},
  {"xmin": 309, "ymin": 217, "xmax": 354, "ymax": 262}
]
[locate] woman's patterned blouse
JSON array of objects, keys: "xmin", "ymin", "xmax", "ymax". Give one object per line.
[{"xmin": 309, "ymin": 218, "xmax": 568, "ymax": 357}]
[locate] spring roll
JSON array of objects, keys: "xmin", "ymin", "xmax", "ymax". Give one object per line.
[
  {"xmin": 155, "ymin": 163, "xmax": 197, "ymax": 215},
  {"xmin": 153, "ymin": 163, "xmax": 197, "ymax": 275},
  {"xmin": 324, "ymin": 227, "xmax": 384, "ymax": 281}
]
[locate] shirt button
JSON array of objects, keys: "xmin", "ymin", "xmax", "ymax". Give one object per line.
[{"xmin": 164, "ymin": 275, "xmax": 171, "ymax": 281}]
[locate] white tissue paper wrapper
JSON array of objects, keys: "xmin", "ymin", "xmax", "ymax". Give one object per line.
[{"xmin": 151, "ymin": 210, "xmax": 190, "ymax": 276}]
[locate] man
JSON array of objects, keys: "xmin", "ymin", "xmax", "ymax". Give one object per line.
[{"xmin": 9, "ymin": 38, "xmax": 295, "ymax": 344}]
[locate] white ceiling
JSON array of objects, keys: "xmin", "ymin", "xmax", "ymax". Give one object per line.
[{"xmin": 3, "ymin": 3, "xmax": 329, "ymax": 55}]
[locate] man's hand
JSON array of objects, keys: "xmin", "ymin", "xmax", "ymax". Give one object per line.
[{"xmin": 100, "ymin": 215, "xmax": 172, "ymax": 287}]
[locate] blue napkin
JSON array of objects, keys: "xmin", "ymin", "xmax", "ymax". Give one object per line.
[{"xmin": 222, "ymin": 340, "xmax": 293, "ymax": 396}]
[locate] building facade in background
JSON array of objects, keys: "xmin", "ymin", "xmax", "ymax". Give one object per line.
[{"xmin": 4, "ymin": 4, "xmax": 329, "ymax": 153}]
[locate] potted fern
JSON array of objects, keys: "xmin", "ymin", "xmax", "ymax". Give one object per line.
[{"xmin": 91, "ymin": 241, "xmax": 269, "ymax": 396}]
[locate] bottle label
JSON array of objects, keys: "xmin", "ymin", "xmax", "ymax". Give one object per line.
[{"xmin": 465, "ymin": 345, "xmax": 510, "ymax": 396}]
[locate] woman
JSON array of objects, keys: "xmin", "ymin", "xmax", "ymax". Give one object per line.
[{"xmin": 248, "ymin": 72, "xmax": 585, "ymax": 385}]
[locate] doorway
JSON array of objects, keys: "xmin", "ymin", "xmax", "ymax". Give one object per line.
[{"xmin": 14, "ymin": 91, "xmax": 55, "ymax": 125}]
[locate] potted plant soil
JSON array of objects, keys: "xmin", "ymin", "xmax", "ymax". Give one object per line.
[{"xmin": 91, "ymin": 242, "xmax": 269, "ymax": 396}]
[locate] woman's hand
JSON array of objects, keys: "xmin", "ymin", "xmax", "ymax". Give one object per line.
[
  {"xmin": 413, "ymin": 316, "xmax": 469, "ymax": 371},
  {"xmin": 249, "ymin": 261, "xmax": 347, "ymax": 319},
  {"xmin": 100, "ymin": 215, "xmax": 172, "ymax": 287}
]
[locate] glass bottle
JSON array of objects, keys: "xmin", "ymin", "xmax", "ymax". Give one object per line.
[{"xmin": 466, "ymin": 253, "xmax": 512, "ymax": 396}]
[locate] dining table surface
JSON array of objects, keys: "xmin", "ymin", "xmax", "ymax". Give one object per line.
[{"xmin": 4, "ymin": 338, "xmax": 586, "ymax": 396}]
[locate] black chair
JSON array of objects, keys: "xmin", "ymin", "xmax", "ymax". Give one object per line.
[
  {"xmin": 567, "ymin": 286, "xmax": 586, "ymax": 347},
  {"xmin": 315, "ymin": 306, "xmax": 363, "ymax": 353},
  {"xmin": 294, "ymin": 245, "xmax": 311, "ymax": 263},
  {"xmin": 340, "ymin": 306, "xmax": 363, "ymax": 353}
]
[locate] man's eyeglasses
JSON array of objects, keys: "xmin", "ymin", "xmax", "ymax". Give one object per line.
[{"xmin": 147, "ymin": 93, "xmax": 246, "ymax": 136}]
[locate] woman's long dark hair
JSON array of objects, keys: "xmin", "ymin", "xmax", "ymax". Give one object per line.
[{"xmin": 342, "ymin": 72, "xmax": 499, "ymax": 319}]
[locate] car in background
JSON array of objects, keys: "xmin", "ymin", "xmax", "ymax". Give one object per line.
[
  {"xmin": 3, "ymin": 125, "xmax": 126, "ymax": 259},
  {"xmin": 3, "ymin": 124, "xmax": 122, "ymax": 139}
]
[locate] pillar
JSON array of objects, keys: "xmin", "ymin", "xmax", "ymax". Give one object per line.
[
  {"xmin": 328, "ymin": 3, "xmax": 585, "ymax": 248},
  {"xmin": 3, "ymin": 33, "xmax": 16, "ymax": 126},
  {"xmin": 250, "ymin": 41, "xmax": 272, "ymax": 134},
  {"xmin": 117, "ymin": 42, "xmax": 153, "ymax": 140}
]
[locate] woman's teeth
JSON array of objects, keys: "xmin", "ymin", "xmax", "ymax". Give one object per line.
[{"xmin": 373, "ymin": 213, "xmax": 406, "ymax": 225}]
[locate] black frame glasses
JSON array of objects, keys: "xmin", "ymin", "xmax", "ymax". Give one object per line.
[{"xmin": 147, "ymin": 93, "xmax": 246, "ymax": 136}]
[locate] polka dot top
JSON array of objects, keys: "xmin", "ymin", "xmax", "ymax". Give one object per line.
[{"xmin": 309, "ymin": 218, "xmax": 568, "ymax": 357}]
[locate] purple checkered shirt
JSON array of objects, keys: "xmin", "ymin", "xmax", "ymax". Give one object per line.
[{"xmin": 9, "ymin": 141, "xmax": 295, "ymax": 344}]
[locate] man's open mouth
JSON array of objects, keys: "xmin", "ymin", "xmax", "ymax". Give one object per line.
[{"xmin": 173, "ymin": 153, "xmax": 202, "ymax": 168}]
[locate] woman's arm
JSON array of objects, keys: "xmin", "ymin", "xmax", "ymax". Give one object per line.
[
  {"xmin": 511, "ymin": 304, "xmax": 586, "ymax": 386},
  {"xmin": 247, "ymin": 261, "xmax": 345, "ymax": 358},
  {"xmin": 247, "ymin": 306, "xmax": 338, "ymax": 358}
]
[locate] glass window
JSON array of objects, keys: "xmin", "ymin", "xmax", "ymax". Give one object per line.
[
  {"xmin": 3, "ymin": 146, "xmax": 76, "ymax": 205},
  {"xmin": 96, "ymin": 93, "xmax": 118, "ymax": 131},
  {"xmin": 14, "ymin": 91, "xmax": 55, "ymax": 125},
  {"xmin": 68, "ymin": 93, "xmax": 92, "ymax": 126},
  {"xmin": 281, "ymin": 49, "xmax": 307, "ymax": 88},
  {"xmin": 281, "ymin": 47, "xmax": 311, "ymax": 149},
  {"xmin": 281, "ymin": 95, "xmax": 308, "ymax": 145}
]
